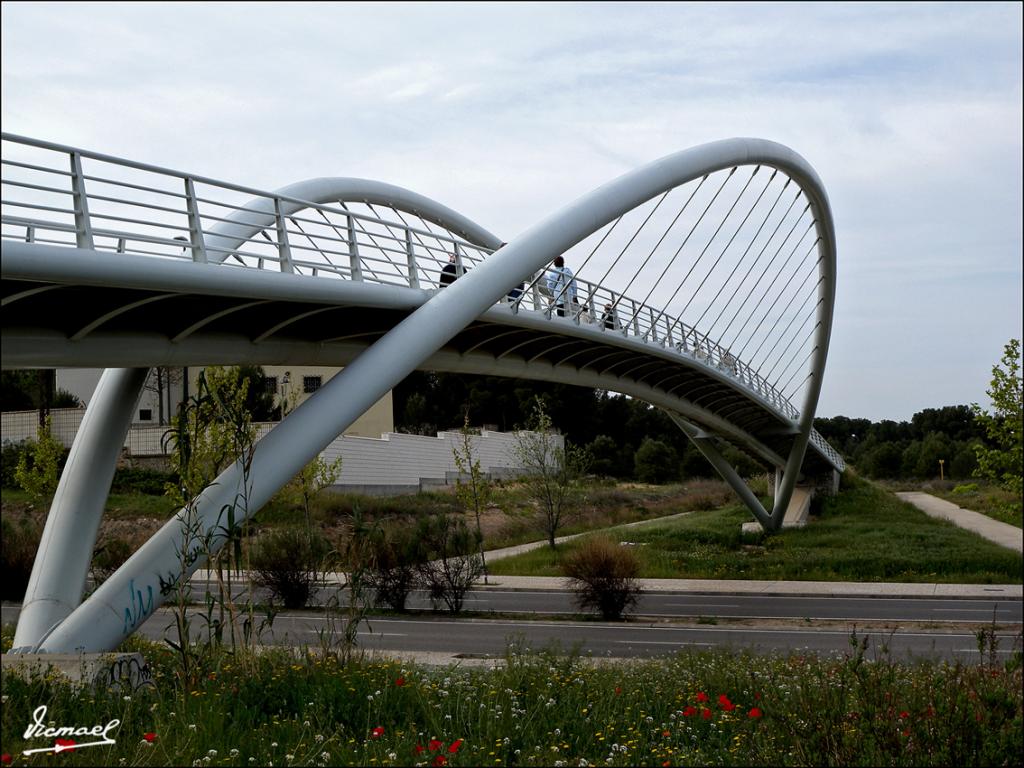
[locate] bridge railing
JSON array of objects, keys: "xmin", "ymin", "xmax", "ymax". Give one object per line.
[{"xmin": 1, "ymin": 133, "xmax": 843, "ymax": 471}]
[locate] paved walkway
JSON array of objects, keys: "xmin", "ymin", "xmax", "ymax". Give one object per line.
[
  {"xmin": 475, "ymin": 506, "xmax": 1022, "ymax": 600},
  {"xmin": 475, "ymin": 574, "xmax": 1021, "ymax": 599},
  {"xmin": 896, "ymin": 492, "xmax": 1023, "ymax": 554}
]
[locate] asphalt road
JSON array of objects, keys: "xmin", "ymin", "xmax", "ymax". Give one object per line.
[
  {"xmin": 5, "ymin": 591, "xmax": 1021, "ymax": 662},
  {"xmin": 180, "ymin": 581, "xmax": 1023, "ymax": 624}
]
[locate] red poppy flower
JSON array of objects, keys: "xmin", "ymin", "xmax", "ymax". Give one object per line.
[
  {"xmin": 682, "ymin": 706, "xmax": 697, "ymax": 717},
  {"xmin": 429, "ymin": 739, "xmax": 444, "ymax": 752},
  {"xmin": 614, "ymin": 686, "xmax": 622, "ymax": 695},
  {"xmin": 432, "ymin": 756, "xmax": 448, "ymax": 767},
  {"xmin": 662, "ymin": 730, "xmax": 671, "ymax": 738},
  {"xmin": 1, "ymin": 754, "xmax": 11, "ymax": 766},
  {"xmin": 448, "ymin": 739, "xmax": 463, "ymax": 754},
  {"xmin": 748, "ymin": 707, "xmax": 763, "ymax": 719},
  {"xmin": 395, "ymin": 677, "xmax": 406, "ymax": 687},
  {"xmin": 899, "ymin": 711, "xmax": 909, "ymax": 719},
  {"xmin": 143, "ymin": 732, "xmax": 157, "ymax": 743},
  {"xmin": 663, "ymin": 762, "xmax": 671, "ymax": 768},
  {"xmin": 696, "ymin": 692, "xmax": 709, "ymax": 703},
  {"xmin": 754, "ymin": 692, "xmax": 761, "ymax": 700},
  {"xmin": 414, "ymin": 745, "xmax": 425, "ymax": 754},
  {"xmin": 371, "ymin": 726, "xmax": 385, "ymax": 739},
  {"xmin": 54, "ymin": 739, "xmax": 76, "ymax": 753},
  {"xmin": 701, "ymin": 708, "xmax": 712, "ymax": 720}
]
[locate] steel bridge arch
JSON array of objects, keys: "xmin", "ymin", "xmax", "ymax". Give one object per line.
[{"xmin": 5, "ymin": 137, "xmax": 837, "ymax": 654}]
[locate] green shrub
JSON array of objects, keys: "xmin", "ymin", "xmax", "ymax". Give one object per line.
[
  {"xmin": 561, "ymin": 536, "xmax": 643, "ymax": 620},
  {"xmin": 1, "ymin": 441, "xmax": 30, "ymax": 488},
  {"xmin": 90, "ymin": 537, "xmax": 133, "ymax": 586},
  {"xmin": 1, "ymin": 516, "xmax": 40, "ymax": 601},
  {"xmin": 251, "ymin": 528, "xmax": 331, "ymax": 609},
  {"xmin": 365, "ymin": 524, "xmax": 422, "ymax": 611},
  {"xmin": 414, "ymin": 513, "xmax": 483, "ymax": 613},
  {"xmin": 14, "ymin": 418, "xmax": 66, "ymax": 500},
  {"xmin": 634, "ymin": 438, "xmax": 679, "ymax": 484},
  {"xmin": 110, "ymin": 467, "xmax": 177, "ymax": 495},
  {"xmin": 952, "ymin": 482, "xmax": 979, "ymax": 495}
]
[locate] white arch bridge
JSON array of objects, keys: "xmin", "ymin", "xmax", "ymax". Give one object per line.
[{"xmin": 1, "ymin": 133, "xmax": 843, "ymax": 654}]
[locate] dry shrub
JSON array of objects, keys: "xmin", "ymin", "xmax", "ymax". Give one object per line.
[{"xmin": 561, "ymin": 536, "xmax": 643, "ymax": 620}]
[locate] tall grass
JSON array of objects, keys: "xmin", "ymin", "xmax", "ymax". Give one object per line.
[{"xmin": 1, "ymin": 626, "xmax": 1020, "ymax": 767}]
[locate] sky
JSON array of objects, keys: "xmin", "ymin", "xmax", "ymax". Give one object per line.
[{"xmin": 2, "ymin": 1, "xmax": 1021, "ymax": 422}]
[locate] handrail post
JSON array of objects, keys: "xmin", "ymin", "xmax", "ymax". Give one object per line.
[
  {"xmin": 665, "ymin": 314, "xmax": 673, "ymax": 347},
  {"xmin": 184, "ymin": 178, "xmax": 208, "ymax": 264},
  {"xmin": 531, "ymin": 274, "xmax": 541, "ymax": 312},
  {"xmin": 405, "ymin": 229, "xmax": 419, "ymax": 288},
  {"xmin": 274, "ymin": 198, "xmax": 294, "ymax": 273},
  {"xmin": 649, "ymin": 307, "xmax": 658, "ymax": 342},
  {"xmin": 25, "ymin": 225, "xmax": 35, "ymax": 244},
  {"xmin": 69, "ymin": 151, "xmax": 94, "ymax": 249},
  {"xmin": 631, "ymin": 299, "xmax": 640, "ymax": 336},
  {"xmin": 454, "ymin": 243, "xmax": 464, "ymax": 276},
  {"xmin": 347, "ymin": 214, "xmax": 362, "ymax": 280}
]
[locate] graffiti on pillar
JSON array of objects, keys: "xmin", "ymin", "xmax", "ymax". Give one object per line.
[
  {"xmin": 122, "ymin": 578, "xmax": 154, "ymax": 635},
  {"xmin": 99, "ymin": 654, "xmax": 155, "ymax": 693}
]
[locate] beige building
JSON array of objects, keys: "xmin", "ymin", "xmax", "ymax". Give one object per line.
[
  {"xmin": 57, "ymin": 366, "xmax": 393, "ymax": 437},
  {"xmin": 244, "ymin": 365, "xmax": 393, "ymax": 438}
]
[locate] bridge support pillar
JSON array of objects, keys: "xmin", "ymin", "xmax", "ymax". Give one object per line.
[
  {"xmin": 12, "ymin": 367, "xmax": 150, "ymax": 652},
  {"xmin": 667, "ymin": 412, "xmax": 776, "ymax": 531}
]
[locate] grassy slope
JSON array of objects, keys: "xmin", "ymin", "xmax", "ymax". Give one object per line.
[{"xmin": 489, "ymin": 477, "xmax": 1024, "ymax": 583}]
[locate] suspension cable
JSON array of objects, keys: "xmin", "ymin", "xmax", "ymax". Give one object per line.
[
  {"xmin": 784, "ymin": 370, "xmax": 814, "ymax": 403},
  {"xmin": 714, "ymin": 191, "xmax": 804, "ymax": 342},
  {"xmin": 777, "ymin": 334, "xmax": 820, "ymax": 395},
  {"xmin": 632, "ymin": 171, "xmax": 733, "ymax": 320},
  {"xmin": 765, "ymin": 313, "xmax": 819, "ymax": 383},
  {"xmin": 726, "ymin": 219, "xmax": 813, "ymax": 352},
  {"xmin": 745, "ymin": 264, "xmax": 822, "ymax": 365},
  {"xmin": 646, "ymin": 167, "xmax": 755, "ymax": 333},
  {"xmin": 657, "ymin": 166, "xmax": 762, "ymax": 336},
  {"xmin": 697, "ymin": 174, "xmax": 790, "ymax": 336},
  {"xmin": 586, "ymin": 190, "xmax": 672, "ymax": 314},
  {"xmin": 594, "ymin": 181, "xmax": 708, "ymax": 318}
]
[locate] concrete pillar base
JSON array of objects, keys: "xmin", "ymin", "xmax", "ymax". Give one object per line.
[{"xmin": 1, "ymin": 652, "xmax": 153, "ymax": 693}]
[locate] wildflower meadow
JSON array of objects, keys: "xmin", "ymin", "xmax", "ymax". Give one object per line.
[{"xmin": 1, "ymin": 630, "xmax": 1020, "ymax": 767}]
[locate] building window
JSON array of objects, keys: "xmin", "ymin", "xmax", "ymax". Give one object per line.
[
  {"xmin": 303, "ymin": 375, "xmax": 322, "ymax": 394},
  {"xmin": 265, "ymin": 376, "xmax": 278, "ymax": 394},
  {"xmin": 139, "ymin": 409, "xmax": 152, "ymax": 421}
]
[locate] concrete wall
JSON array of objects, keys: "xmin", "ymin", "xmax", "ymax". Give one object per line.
[
  {"xmin": 1, "ymin": 409, "xmax": 558, "ymax": 489},
  {"xmin": 324, "ymin": 429, "xmax": 562, "ymax": 489}
]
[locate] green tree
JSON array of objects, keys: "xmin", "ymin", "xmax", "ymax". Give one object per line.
[
  {"xmin": 277, "ymin": 453, "xmax": 343, "ymax": 537},
  {"xmin": 512, "ymin": 399, "xmax": 591, "ymax": 548},
  {"xmin": 972, "ymin": 339, "xmax": 1023, "ymax": 496},
  {"xmin": 914, "ymin": 432, "xmax": 951, "ymax": 479},
  {"xmin": 14, "ymin": 416, "xmax": 64, "ymax": 499},
  {"xmin": 453, "ymin": 413, "xmax": 493, "ymax": 583},
  {"xmin": 634, "ymin": 437, "xmax": 679, "ymax": 484}
]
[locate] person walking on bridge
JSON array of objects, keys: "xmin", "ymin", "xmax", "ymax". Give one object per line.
[{"xmin": 546, "ymin": 255, "xmax": 577, "ymax": 317}]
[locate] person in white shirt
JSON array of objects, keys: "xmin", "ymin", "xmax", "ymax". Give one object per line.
[{"xmin": 546, "ymin": 256, "xmax": 577, "ymax": 317}]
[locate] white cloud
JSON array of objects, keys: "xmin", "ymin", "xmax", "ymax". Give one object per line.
[{"xmin": 2, "ymin": 1, "xmax": 1021, "ymax": 420}]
